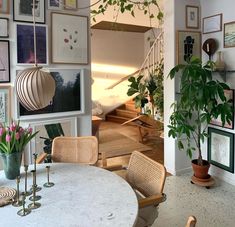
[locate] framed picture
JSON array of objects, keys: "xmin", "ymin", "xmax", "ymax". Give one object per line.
[
  {"xmin": 0, "ymin": 85, "xmax": 11, "ymax": 124},
  {"xmin": 186, "ymin": 5, "xmax": 199, "ymax": 29},
  {"xmin": 0, "ymin": 40, "xmax": 10, "ymax": 83},
  {"xmin": 210, "ymin": 89, "xmax": 234, "ymax": 129},
  {"xmin": 177, "ymin": 30, "xmax": 201, "ymax": 64},
  {"xmin": 208, "ymin": 127, "xmax": 234, "ymax": 173},
  {"xmin": 16, "ymin": 23, "xmax": 48, "ymax": 65},
  {"xmin": 51, "ymin": 12, "xmax": 88, "ymax": 64},
  {"xmin": 17, "ymin": 69, "xmax": 85, "ymax": 120},
  {"xmin": 64, "ymin": 0, "xmax": 77, "ymax": 10},
  {"xmin": 0, "ymin": 18, "xmax": 9, "ymax": 37},
  {"xmin": 48, "ymin": 0, "xmax": 62, "ymax": 10},
  {"xmin": 224, "ymin": 21, "xmax": 235, "ymax": 48},
  {"xmin": 203, "ymin": 14, "xmax": 222, "ymax": 34},
  {"xmin": 24, "ymin": 117, "xmax": 77, "ymax": 164},
  {"xmin": 0, "ymin": 0, "xmax": 9, "ymax": 14},
  {"xmin": 13, "ymin": 0, "xmax": 45, "ymax": 24}
]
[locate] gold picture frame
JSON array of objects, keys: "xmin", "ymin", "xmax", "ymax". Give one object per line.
[
  {"xmin": 224, "ymin": 21, "xmax": 235, "ymax": 48},
  {"xmin": 0, "ymin": 0, "xmax": 10, "ymax": 14},
  {"xmin": 186, "ymin": 5, "xmax": 199, "ymax": 29},
  {"xmin": 64, "ymin": 0, "xmax": 77, "ymax": 10},
  {"xmin": 177, "ymin": 30, "xmax": 201, "ymax": 64}
]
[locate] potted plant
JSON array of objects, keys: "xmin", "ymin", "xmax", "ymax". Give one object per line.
[
  {"xmin": 168, "ymin": 57, "xmax": 233, "ymax": 179},
  {"xmin": 0, "ymin": 121, "xmax": 38, "ymax": 179},
  {"xmin": 127, "ymin": 59, "xmax": 164, "ymax": 119}
]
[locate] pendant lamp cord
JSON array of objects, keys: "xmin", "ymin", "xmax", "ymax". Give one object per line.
[{"xmin": 32, "ymin": 0, "xmax": 37, "ymax": 66}]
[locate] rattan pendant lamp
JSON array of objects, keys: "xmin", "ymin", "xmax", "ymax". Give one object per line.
[{"xmin": 15, "ymin": 0, "xmax": 55, "ymax": 111}]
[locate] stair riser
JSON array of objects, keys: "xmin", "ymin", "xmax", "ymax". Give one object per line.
[
  {"xmin": 116, "ymin": 109, "xmax": 138, "ymax": 118},
  {"xmin": 106, "ymin": 116, "xmax": 127, "ymax": 124},
  {"xmin": 124, "ymin": 104, "xmax": 139, "ymax": 112}
]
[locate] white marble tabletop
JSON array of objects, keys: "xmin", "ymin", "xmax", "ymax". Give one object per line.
[{"xmin": 0, "ymin": 163, "xmax": 138, "ymax": 227}]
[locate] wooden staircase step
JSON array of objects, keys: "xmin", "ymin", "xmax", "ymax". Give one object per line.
[
  {"xmin": 116, "ymin": 109, "xmax": 138, "ymax": 118},
  {"xmin": 106, "ymin": 115, "xmax": 130, "ymax": 124}
]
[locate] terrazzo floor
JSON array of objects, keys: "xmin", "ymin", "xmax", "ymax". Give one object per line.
[{"xmin": 153, "ymin": 173, "xmax": 235, "ymax": 227}]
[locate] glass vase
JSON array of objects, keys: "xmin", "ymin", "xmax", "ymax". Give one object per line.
[
  {"xmin": 0, "ymin": 151, "xmax": 23, "ymax": 180},
  {"xmin": 215, "ymin": 51, "xmax": 225, "ymax": 71}
]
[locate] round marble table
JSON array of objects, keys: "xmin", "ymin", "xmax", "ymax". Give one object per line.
[{"xmin": 0, "ymin": 163, "xmax": 138, "ymax": 227}]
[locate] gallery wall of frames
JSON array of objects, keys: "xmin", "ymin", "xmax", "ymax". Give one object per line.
[{"xmin": 0, "ymin": 0, "xmax": 92, "ymax": 162}]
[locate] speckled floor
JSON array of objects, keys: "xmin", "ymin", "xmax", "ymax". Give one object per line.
[{"xmin": 153, "ymin": 173, "xmax": 235, "ymax": 227}]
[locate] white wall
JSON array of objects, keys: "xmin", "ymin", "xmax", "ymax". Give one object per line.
[
  {"xmin": 91, "ymin": 29, "xmax": 144, "ymax": 115},
  {"xmin": 0, "ymin": 0, "xmax": 92, "ymax": 168},
  {"xmin": 164, "ymin": 0, "xmax": 201, "ymax": 175},
  {"xmin": 200, "ymin": 0, "xmax": 235, "ymax": 185}
]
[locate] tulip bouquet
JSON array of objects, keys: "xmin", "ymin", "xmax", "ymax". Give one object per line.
[{"xmin": 0, "ymin": 121, "xmax": 39, "ymax": 154}]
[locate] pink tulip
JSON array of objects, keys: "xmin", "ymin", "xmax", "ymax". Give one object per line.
[
  {"xmin": 15, "ymin": 132, "xmax": 20, "ymax": 140},
  {"xmin": 9, "ymin": 124, "xmax": 16, "ymax": 132},
  {"xmin": 28, "ymin": 127, "xmax": 33, "ymax": 134},
  {"xmin": 6, "ymin": 134, "xmax": 11, "ymax": 142}
]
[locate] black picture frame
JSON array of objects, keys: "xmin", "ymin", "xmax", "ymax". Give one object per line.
[
  {"xmin": 13, "ymin": 0, "xmax": 45, "ymax": 24},
  {"xmin": 0, "ymin": 40, "xmax": 10, "ymax": 83},
  {"xmin": 208, "ymin": 127, "xmax": 234, "ymax": 173},
  {"xmin": 210, "ymin": 89, "xmax": 234, "ymax": 129}
]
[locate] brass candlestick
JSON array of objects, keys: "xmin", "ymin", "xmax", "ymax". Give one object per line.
[
  {"xmin": 30, "ymin": 153, "xmax": 41, "ymax": 192},
  {"xmin": 17, "ymin": 192, "xmax": 31, "ymax": 216},
  {"xmin": 43, "ymin": 166, "xmax": 54, "ymax": 188},
  {"xmin": 12, "ymin": 176, "xmax": 23, "ymax": 207},
  {"xmin": 29, "ymin": 170, "xmax": 41, "ymax": 202},
  {"xmin": 28, "ymin": 185, "xmax": 41, "ymax": 210},
  {"xmin": 23, "ymin": 165, "xmax": 32, "ymax": 196}
]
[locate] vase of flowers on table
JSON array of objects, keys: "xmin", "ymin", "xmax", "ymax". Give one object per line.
[{"xmin": 0, "ymin": 121, "xmax": 38, "ymax": 180}]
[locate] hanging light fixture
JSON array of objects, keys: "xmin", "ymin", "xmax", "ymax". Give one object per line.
[{"xmin": 15, "ymin": 0, "xmax": 55, "ymax": 111}]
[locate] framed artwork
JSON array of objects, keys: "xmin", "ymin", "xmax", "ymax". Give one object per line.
[
  {"xmin": 0, "ymin": 18, "xmax": 9, "ymax": 38},
  {"xmin": 64, "ymin": 0, "xmax": 77, "ymax": 10},
  {"xmin": 0, "ymin": 0, "xmax": 9, "ymax": 14},
  {"xmin": 177, "ymin": 30, "xmax": 201, "ymax": 64},
  {"xmin": 203, "ymin": 14, "xmax": 222, "ymax": 34},
  {"xmin": 48, "ymin": 0, "xmax": 62, "ymax": 10},
  {"xmin": 16, "ymin": 23, "xmax": 48, "ymax": 65},
  {"xmin": 13, "ymin": 0, "xmax": 45, "ymax": 24},
  {"xmin": 0, "ymin": 85, "xmax": 11, "ymax": 124},
  {"xmin": 17, "ymin": 69, "xmax": 85, "ymax": 120},
  {"xmin": 0, "ymin": 40, "xmax": 10, "ymax": 83},
  {"xmin": 186, "ymin": 5, "xmax": 199, "ymax": 29},
  {"xmin": 210, "ymin": 89, "xmax": 234, "ymax": 129},
  {"xmin": 51, "ymin": 12, "xmax": 88, "ymax": 64},
  {"xmin": 224, "ymin": 21, "xmax": 235, "ymax": 48},
  {"xmin": 208, "ymin": 127, "xmax": 234, "ymax": 173},
  {"xmin": 25, "ymin": 117, "xmax": 77, "ymax": 164}
]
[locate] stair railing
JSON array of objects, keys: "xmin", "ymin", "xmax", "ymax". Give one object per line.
[{"xmin": 106, "ymin": 30, "xmax": 164, "ymax": 90}]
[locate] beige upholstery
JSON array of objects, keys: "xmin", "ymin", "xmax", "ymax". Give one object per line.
[
  {"xmin": 185, "ymin": 216, "xmax": 197, "ymax": 227},
  {"xmin": 51, "ymin": 136, "xmax": 98, "ymax": 165},
  {"xmin": 125, "ymin": 151, "xmax": 166, "ymax": 227}
]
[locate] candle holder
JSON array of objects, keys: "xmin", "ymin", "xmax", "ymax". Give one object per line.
[
  {"xmin": 43, "ymin": 166, "xmax": 54, "ymax": 188},
  {"xmin": 12, "ymin": 176, "xmax": 23, "ymax": 207},
  {"xmin": 17, "ymin": 193, "xmax": 31, "ymax": 216},
  {"xmin": 29, "ymin": 170, "xmax": 41, "ymax": 202},
  {"xmin": 28, "ymin": 185, "xmax": 41, "ymax": 210},
  {"xmin": 31, "ymin": 153, "xmax": 42, "ymax": 192},
  {"xmin": 22, "ymin": 165, "xmax": 32, "ymax": 196}
]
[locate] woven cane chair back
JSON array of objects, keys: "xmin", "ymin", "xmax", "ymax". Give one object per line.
[
  {"xmin": 126, "ymin": 151, "xmax": 166, "ymax": 197},
  {"xmin": 185, "ymin": 216, "xmax": 197, "ymax": 227},
  {"xmin": 52, "ymin": 136, "xmax": 98, "ymax": 165}
]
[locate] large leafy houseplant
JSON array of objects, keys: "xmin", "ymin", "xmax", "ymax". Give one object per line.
[{"xmin": 168, "ymin": 57, "xmax": 233, "ymax": 167}]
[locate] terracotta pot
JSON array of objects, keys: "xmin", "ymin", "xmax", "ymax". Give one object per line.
[{"xmin": 191, "ymin": 159, "xmax": 210, "ymax": 179}]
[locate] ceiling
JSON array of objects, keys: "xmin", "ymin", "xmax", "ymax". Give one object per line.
[{"xmin": 91, "ymin": 21, "xmax": 152, "ymax": 33}]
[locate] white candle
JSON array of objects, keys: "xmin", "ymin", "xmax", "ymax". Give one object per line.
[{"xmin": 207, "ymin": 43, "xmax": 209, "ymax": 52}]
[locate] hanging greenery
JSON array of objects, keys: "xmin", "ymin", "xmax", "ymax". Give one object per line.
[{"xmin": 90, "ymin": 0, "xmax": 163, "ymax": 23}]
